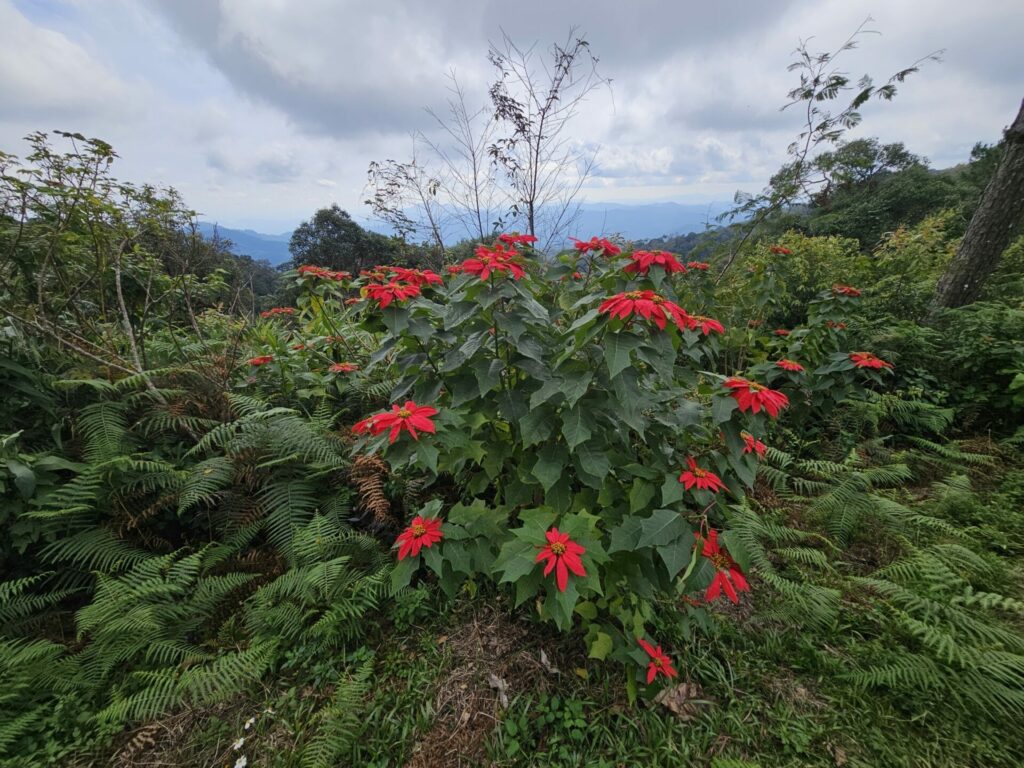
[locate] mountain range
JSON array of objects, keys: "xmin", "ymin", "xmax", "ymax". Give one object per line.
[{"xmin": 199, "ymin": 201, "xmax": 731, "ymax": 266}]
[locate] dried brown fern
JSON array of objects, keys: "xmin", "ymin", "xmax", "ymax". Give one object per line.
[{"xmin": 350, "ymin": 454, "xmax": 393, "ymax": 528}]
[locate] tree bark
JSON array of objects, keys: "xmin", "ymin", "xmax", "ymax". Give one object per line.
[{"xmin": 932, "ymin": 99, "xmax": 1024, "ymax": 309}]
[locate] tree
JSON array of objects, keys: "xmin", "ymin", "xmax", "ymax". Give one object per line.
[
  {"xmin": 487, "ymin": 31, "xmax": 610, "ymax": 251},
  {"xmin": 932, "ymin": 99, "xmax": 1024, "ymax": 309},
  {"xmin": 288, "ymin": 204, "xmax": 396, "ymax": 273}
]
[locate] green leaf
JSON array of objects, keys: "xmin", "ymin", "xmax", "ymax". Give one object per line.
[
  {"xmin": 531, "ymin": 444, "xmax": 567, "ymax": 492},
  {"xmin": 574, "ymin": 440, "xmax": 610, "ymax": 479},
  {"xmin": 661, "ymin": 474, "xmax": 684, "ymax": 506},
  {"xmin": 545, "ymin": 476, "xmax": 573, "ymax": 512},
  {"xmin": 561, "ymin": 405, "xmax": 592, "ymax": 449},
  {"xmin": 637, "ymin": 509, "xmax": 688, "ymax": 549},
  {"xmin": 519, "ymin": 408, "xmax": 553, "ymax": 447},
  {"xmin": 382, "ymin": 305, "xmax": 409, "ymax": 335},
  {"xmin": 561, "ymin": 370, "xmax": 593, "ymax": 408},
  {"xmin": 390, "ymin": 557, "xmax": 418, "ymax": 594},
  {"xmin": 712, "ymin": 394, "xmax": 739, "ymax": 424},
  {"xmin": 497, "ymin": 390, "xmax": 529, "ymax": 423},
  {"xmin": 628, "ymin": 479, "xmax": 656, "ymax": 514},
  {"xmin": 608, "ymin": 517, "xmax": 644, "ymax": 553},
  {"xmin": 493, "ymin": 538, "xmax": 538, "ymax": 583},
  {"xmin": 604, "ymin": 333, "xmax": 642, "ymax": 379},
  {"xmin": 530, "ymin": 378, "xmax": 565, "ymax": 410},
  {"xmin": 588, "ymin": 631, "xmax": 614, "ymax": 660},
  {"xmin": 657, "ymin": 534, "xmax": 694, "ymax": 579},
  {"xmin": 5, "ymin": 459, "xmax": 36, "ymax": 499},
  {"xmin": 473, "ymin": 357, "xmax": 504, "ymax": 396}
]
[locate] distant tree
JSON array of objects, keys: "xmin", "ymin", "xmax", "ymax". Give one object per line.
[
  {"xmin": 288, "ymin": 205, "xmax": 396, "ymax": 273},
  {"xmin": 810, "ymin": 138, "xmax": 921, "ymax": 208},
  {"xmin": 933, "ymin": 98, "xmax": 1024, "ymax": 309},
  {"xmin": 718, "ymin": 20, "xmax": 940, "ymax": 281}
]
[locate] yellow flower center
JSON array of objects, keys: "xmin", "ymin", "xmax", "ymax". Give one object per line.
[
  {"xmin": 710, "ymin": 553, "xmax": 730, "ymax": 570},
  {"xmin": 749, "ymin": 382, "xmax": 764, "ymax": 392},
  {"xmin": 411, "ymin": 523, "xmax": 427, "ymax": 536},
  {"xmin": 694, "ymin": 468, "xmax": 707, "ymax": 478},
  {"xmin": 398, "ymin": 409, "xmax": 412, "ymax": 418},
  {"xmin": 550, "ymin": 542, "xmax": 567, "ymax": 555}
]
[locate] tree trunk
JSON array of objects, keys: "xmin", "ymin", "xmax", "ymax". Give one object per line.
[{"xmin": 932, "ymin": 99, "xmax": 1024, "ymax": 310}]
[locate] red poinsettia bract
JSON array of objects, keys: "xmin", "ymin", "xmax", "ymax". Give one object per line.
[
  {"xmin": 248, "ymin": 355, "xmax": 274, "ymax": 366},
  {"xmin": 698, "ymin": 529, "xmax": 750, "ymax": 604},
  {"xmin": 363, "ymin": 281, "xmax": 421, "ymax": 309},
  {"xmin": 832, "ymin": 283, "xmax": 861, "ymax": 297},
  {"xmin": 624, "ymin": 250, "xmax": 686, "ymax": 275},
  {"xmin": 679, "ymin": 456, "xmax": 727, "ymax": 493},
  {"xmin": 329, "ymin": 362, "xmax": 359, "ymax": 373},
  {"xmin": 723, "ymin": 377, "xmax": 789, "ymax": 418},
  {"xmin": 461, "ymin": 243, "xmax": 526, "ymax": 280},
  {"xmin": 353, "ymin": 401, "xmax": 438, "ymax": 443},
  {"xmin": 535, "ymin": 527, "xmax": 586, "ymax": 592},
  {"xmin": 297, "ymin": 265, "xmax": 351, "ymax": 281},
  {"xmin": 692, "ymin": 315, "xmax": 725, "ymax": 335},
  {"xmin": 395, "ymin": 516, "xmax": 443, "ymax": 560},
  {"xmin": 598, "ymin": 290, "xmax": 695, "ymax": 332},
  {"xmin": 850, "ymin": 352, "xmax": 893, "ymax": 370},
  {"xmin": 773, "ymin": 329, "xmax": 790, "ymax": 337},
  {"xmin": 776, "ymin": 359, "xmax": 804, "ymax": 372},
  {"xmin": 741, "ymin": 431, "xmax": 767, "ymax": 458},
  {"xmin": 571, "ymin": 236, "xmax": 621, "ymax": 255},
  {"xmin": 497, "ymin": 233, "xmax": 538, "ymax": 246},
  {"xmin": 638, "ymin": 638, "xmax": 678, "ymax": 684},
  {"xmin": 768, "ymin": 245, "xmax": 792, "ymax": 255},
  {"xmin": 687, "ymin": 260, "xmax": 710, "ymax": 271},
  {"xmin": 388, "ymin": 267, "xmax": 443, "ymax": 286},
  {"xmin": 260, "ymin": 307, "xmax": 295, "ymax": 318}
]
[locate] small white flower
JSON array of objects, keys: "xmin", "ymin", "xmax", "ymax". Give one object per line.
[
  {"xmin": 262, "ymin": 707, "xmax": 275, "ymax": 715},
  {"xmin": 243, "ymin": 717, "xmax": 256, "ymax": 730},
  {"xmin": 232, "ymin": 737, "xmax": 245, "ymax": 750},
  {"xmin": 234, "ymin": 757, "xmax": 248, "ymax": 768}
]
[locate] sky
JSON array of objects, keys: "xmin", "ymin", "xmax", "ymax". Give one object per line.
[{"xmin": 1, "ymin": 0, "xmax": 1021, "ymax": 233}]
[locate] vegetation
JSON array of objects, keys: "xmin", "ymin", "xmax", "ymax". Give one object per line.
[{"xmin": 1, "ymin": 32, "xmax": 1023, "ymax": 768}]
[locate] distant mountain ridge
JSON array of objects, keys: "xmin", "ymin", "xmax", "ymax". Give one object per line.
[
  {"xmin": 198, "ymin": 201, "xmax": 731, "ymax": 265},
  {"xmin": 196, "ymin": 222, "xmax": 293, "ymax": 265}
]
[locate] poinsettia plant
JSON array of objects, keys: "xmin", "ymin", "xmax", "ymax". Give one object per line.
[
  {"xmin": 295, "ymin": 235, "xmax": 798, "ymax": 690},
  {"xmin": 248, "ymin": 232, "xmax": 895, "ymax": 689}
]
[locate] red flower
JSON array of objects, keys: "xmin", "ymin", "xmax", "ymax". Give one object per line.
[
  {"xmin": 769, "ymin": 245, "xmax": 792, "ymax": 255},
  {"xmin": 535, "ymin": 527, "xmax": 586, "ymax": 592},
  {"xmin": 832, "ymin": 283, "xmax": 861, "ymax": 297},
  {"xmin": 497, "ymin": 233, "xmax": 538, "ymax": 246},
  {"xmin": 638, "ymin": 638, "xmax": 678, "ymax": 684},
  {"xmin": 389, "ymin": 267, "xmax": 443, "ymax": 286},
  {"xmin": 363, "ymin": 281, "xmax": 421, "ymax": 309},
  {"xmin": 447, "ymin": 264, "xmax": 463, "ymax": 275},
  {"xmin": 292, "ymin": 343, "xmax": 307, "ymax": 351},
  {"xmin": 571, "ymin": 236, "xmax": 621, "ymax": 255},
  {"xmin": 352, "ymin": 401, "xmax": 438, "ymax": 443},
  {"xmin": 572, "ymin": 271, "xmax": 583, "ymax": 280},
  {"xmin": 692, "ymin": 315, "xmax": 725, "ymax": 335},
  {"xmin": 247, "ymin": 355, "xmax": 274, "ymax": 366},
  {"xmin": 624, "ymin": 250, "xmax": 686, "ymax": 275},
  {"xmin": 687, "ymin": 261, "xmax": 710, "ymax": 271},
  {"xmin": 395, "ymin": 516, "xmax": 443, "ymax": 560},
  {"xmin": 825, "ymin": 320, "xmax": 848, "ymax": 331},
  {"xmin": 678, "ymin": 456, "xmax": 727, "ymax": 493},
  {"xmin": 297, "ymin": 265, "xmax": 350, "ymax": 281},
  {"xmin": 698, "ymin": 529, "xmax": 750, "ymax": 604},
  {"xmin": 776, "ymin": 359, "xmax": 804, "ymax": 372},
  {"xmin": 774, "ymin": 329, "xmax": 790, "ymax": 337},
  {"xmin": 329, "ymin": 362, "xmax": 359, "ymax": 373},
  {"xmin": 849, "ymin": 352, "xmax": 893, "ymax": 370},
  {"xmin": 260, "ymin": 307, "xmax": 295, "ymax": 318},
  {"xmin": 723, "ymin": 377, "xmax": 789, "ymax": 418},
  {"xmin": 741, "ymin": 431, "xmax": 767, "ymax": 458},
  {"xmin": 598, "ymin": 290, "xmax": 696, "ymax": 332},
  {"xmin": 462, "ymin": 243, "xmax": 526, "ymax": 280}
]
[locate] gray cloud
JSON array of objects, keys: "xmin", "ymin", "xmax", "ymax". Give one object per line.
[{"xmin": 0, "ymin": 0, "xmax": 1020, "ymax": 231}]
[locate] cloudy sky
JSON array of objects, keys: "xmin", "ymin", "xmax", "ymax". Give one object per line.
[{"xmin": 2, "ymin": 0, "xmax": 1021, "ymax": 233}]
